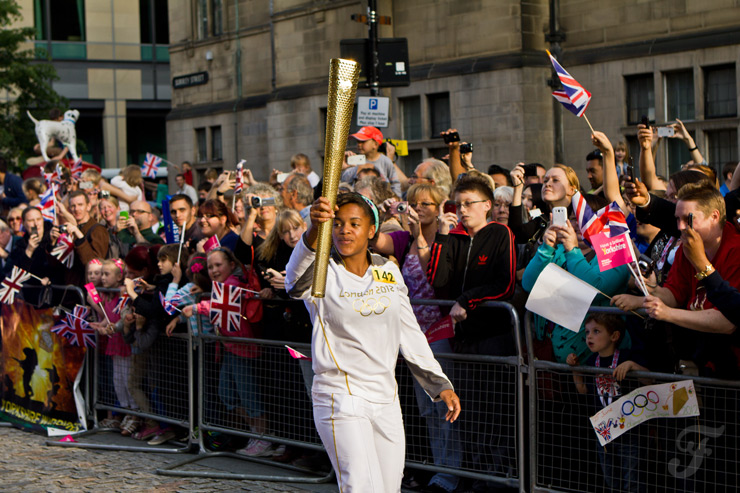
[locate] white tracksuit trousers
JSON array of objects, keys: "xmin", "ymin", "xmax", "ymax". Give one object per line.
[{"xmin": 313, "ymin": 392, "xmax": 405, "ymax": 493}]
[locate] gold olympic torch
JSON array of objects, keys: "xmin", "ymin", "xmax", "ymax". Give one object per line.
[{"xmin": 311, "ymin": 58, "xmax": 361, "ymax": 298}]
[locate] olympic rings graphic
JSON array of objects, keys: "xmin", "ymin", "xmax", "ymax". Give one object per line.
[
  {"xmin": 352, "ymin": 296, "xmax": 392, "ymax": 316},
  {"xmin": 621, "ymin": 390, "xmax": 659, "ymax": 417}
]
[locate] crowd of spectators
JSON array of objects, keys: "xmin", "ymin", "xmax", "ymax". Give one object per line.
[{"xmin": 1, "ymin": 116, "xmax": 739, "ymax": 492}]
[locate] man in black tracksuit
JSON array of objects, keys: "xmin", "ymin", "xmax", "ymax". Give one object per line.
[{"xmin": 427, "ymin": 174, "xmax": 517, "ymax": 489}]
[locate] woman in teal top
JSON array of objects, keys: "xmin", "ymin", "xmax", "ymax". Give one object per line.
[{"xmin": 521, "ymin": 165, "xmax": 631, "ymax": 364}]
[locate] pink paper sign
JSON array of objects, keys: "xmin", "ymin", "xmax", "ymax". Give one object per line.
[
  {"xmin": 592, "ymin": 232, "xmax": 636, "ymax": 272},
  {"xmin": 426, "ymin": 316, "xmax": 455, "ymax": 344},
  {"xmin": 285, "ymin": 345, "xmax": 311, "ymax": 360},
  {"xmin": 84, "ymin": 283, "xmax": 102, "ymax": 304},
  {"xmin": 203, "ymin": 235, "xmax": 221, "ymax": 253}
]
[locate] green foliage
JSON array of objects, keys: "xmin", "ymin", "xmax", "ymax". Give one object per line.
[{"xmin": 0, "ymin": 0, "xmax": 66, "ymax": 168}]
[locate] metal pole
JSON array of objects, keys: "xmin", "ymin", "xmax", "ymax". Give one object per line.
[
  {"xmin": 547, "ymin": 0, "xmax": 565, "ymax": 164},
  {"xmin": 367, "ymin": 0, "xmax": 380, "ymax": 96}
]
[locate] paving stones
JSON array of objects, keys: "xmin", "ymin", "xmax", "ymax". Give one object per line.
[{"xmin": 0, "ymin": 427, "xmax": 336, "ymax": 492}]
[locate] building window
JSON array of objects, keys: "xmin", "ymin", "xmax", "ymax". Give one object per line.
[
  {"xmin": 705, "ymin": 65, "xmax": 737, "ymax": 119},
  {"xmin": 196, "ymin": 128, "xmax": 207, "ymax": 162},
  {"xmin": 211, "ymin": 126, "xmax": 223, "ymax": 161},
  {"xmin": 428, "ymin": 93, "xmax": 451, "ymax": 138},
  {"xmin": 35, "ymin": 0, "xmax": 85, "ymax": 42},
  {"xmin": 665, "ymin": 70, "xmax": 694, "ymax": 121},
  {"xmin": 626, "ymin": 74, "xmax": 655, "ymax": 124},
  {"xmin": 140, "ymin": 0, "xmax": 170, "ymax": 45},
  {"xmin": 707, "ymin": 129, "xmax": 738, "ymax": 167},
  {"xmin": 211, "ymin": 0, "xmax": 223, "ymax": 36},
  {"xmin": 400, "ymin": 97, "xmax": 422, "ymax": 141},
  {"xmin": 197, "ymin": 0, "xmax": 208, "ymax": 39}
]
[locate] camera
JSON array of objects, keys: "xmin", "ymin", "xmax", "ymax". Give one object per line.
[
  {"xmin": 250, "ymin": 196, "xmax": 276, "ymax": 208},
  {"xmin": 59, "ymin": 225, "xmax": 68, "ymax": 234},
  {"xmin": 390, "ymin": 202, "xmax": 408, "ymax": 214},
  {"xmin": 460, "ymin": 143, "xmax": 473, "ymax": 154},
  {"xmin": 98, "ymin": 190, "xmax": 111, "ymax": 199},
  {"xmin": 443, "ymin": 131, "xmax": 460, "ymax": 144},
  {"xmin": 637, "ymin": 254, "xmax": 655, "ymax": 277}
]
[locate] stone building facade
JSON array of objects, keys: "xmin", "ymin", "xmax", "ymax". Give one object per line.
[{"xmin": 166, "ymin": 0, "xmax": 740, "ymax": 185}]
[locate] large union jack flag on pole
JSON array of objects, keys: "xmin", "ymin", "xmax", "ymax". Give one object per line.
[
  {"xmin": 0, "ymin": 266, "xmax": 31, "ymax": 304},
  {"xmin": 548, "ymin": 50, "xmax": 592, "ymax": 117},
  {"xmin": 210, "ymin": 281, "xmax": 242, "ymax": 333},
  {"xmin": 51, "ymin": 305, "xmax": 96, "ymax": 348},
  {"xmin": 141, "ymin": 153, "xmax": 163, "ymax": 179},
  {"xmin": 572, "ymin": 191, "xmax": 629, "ymax": 247},
  {"xmin": 39, "ymin": 183, "xmax": 56, "ymax": 222}
]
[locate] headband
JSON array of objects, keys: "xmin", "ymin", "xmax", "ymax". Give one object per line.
[
  {"xmin": 113, "ymin": 258, "xmax": 124, "ymax": 276},
  {"xmin": 358, "ymin": 195, "xmax": 379, "ymax": 232},
  {"xmin": 88, "ymin": 259, "xmax": 102, "ymax": 266}
]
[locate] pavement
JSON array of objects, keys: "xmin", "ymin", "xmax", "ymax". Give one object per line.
[{"xmin": 0, "ymin": 424, "xmax": 339, "ymax": 492}]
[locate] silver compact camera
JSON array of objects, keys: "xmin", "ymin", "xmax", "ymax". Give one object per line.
[{"xmin": 250, "ymin": 196, "xmax": 276, "ymax": 208}]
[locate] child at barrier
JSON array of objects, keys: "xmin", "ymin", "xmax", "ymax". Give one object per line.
[
  {"xmin": 91, "ymin": 259, "xmax": 138, "ymax": 432},
  {"xmin": 164, "ymin": 253, "xmax": 212, "ymax": 337},
  {"xmin": 121, "ymin": 245, "xmax": 175, "ymax": 443},
  {"xmin": 182, "ymin": 247, "xmax": 274, "ymax": 457},
  {"xmin": 567, "ymin": 314, "xmax": 648, "ymax": 493}
]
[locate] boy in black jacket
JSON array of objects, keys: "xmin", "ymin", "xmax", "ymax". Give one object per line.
[{"xmin": 427, "ymin": 173, "xmax": 517, "ymax": 489}]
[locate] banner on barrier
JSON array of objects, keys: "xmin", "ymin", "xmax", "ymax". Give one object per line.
[
  {"xmin": 590, "ymin": 380, "xmax": 700, "ymax": 446},
  {"xmin": 1, "ymin": 300, "xmax": 87, "ymax": 434}
]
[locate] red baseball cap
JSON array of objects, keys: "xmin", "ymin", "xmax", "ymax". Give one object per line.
[{"xmin": 351, "ymin": 126, "xmax": 383, "ymax": 145}]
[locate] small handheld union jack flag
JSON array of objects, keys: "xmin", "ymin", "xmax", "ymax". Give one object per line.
[
  {"xmin": 51, "ymin": 233, "xmax": 75, "ymax": 268},
  {"xmin": 159, "ymin": 291, "xmax": 181, "ymax": 316},
  {"xmin": 44, "ymin": 162, "xmax": 65, "ymax": 188},
  {"xmin": 51, "ymin": 305, "xmax": 96, "ymax": 348},
  {"xmin": 70, "ymin": 158, "xmax": 84, "ymax": 180},
  {"xmin": 39, "ymin": 183, "xmax": 56, "ymax": 222},
  {"xmin": 0, "ymin": 266, "xmax": 32, "ymax": 304},
  {"xmin": 210, "ymin": 281, "xmax": 242, "ymax": 332},
  {"xmin": 547, "ymin": 50, "xmax": 592, "ymax": 118},
  {"xmin": 112, "ymin": 293, "xmax": 130, "ymax": 315},
  {"xmin": 572, "ymin": 191, "xmax": 629, "ymax": 247},
  {"xmin": 141, "ymin": 153, "xmax": 162, "ymax": 179},
  {"xmin": 234, "ymin": 160, "xmax": 245, "ymax": 195}
]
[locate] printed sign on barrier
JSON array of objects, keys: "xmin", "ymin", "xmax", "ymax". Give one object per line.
[{"xmin": 590, "ymin": 380, "xmax": 700, "ymax": 446}]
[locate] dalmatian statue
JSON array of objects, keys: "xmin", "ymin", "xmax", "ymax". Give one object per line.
[{"xmin": 27, "ymin": 109, "xmax": 80, "ymax": 162}]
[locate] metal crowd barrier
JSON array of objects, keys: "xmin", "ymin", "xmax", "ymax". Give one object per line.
[
  {"xmin": 45, "ymin": 287, "xmax": 194, "ymax": 454},
  {"xmin": 524, "ymin": 307, "xmax": 740, "ymax": 493},
  {"xmin": 157, "ymin": 296, "xmax": 526, "ymax": 491}
]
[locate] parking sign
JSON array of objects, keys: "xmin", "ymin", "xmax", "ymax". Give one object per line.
[{"xmin": 357, "ymin": 96, "xmax": 389, "ymax": 127}]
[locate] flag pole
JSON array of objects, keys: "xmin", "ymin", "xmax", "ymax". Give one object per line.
[
  {"xmin": 583, "ymin": 113, "xmax": 596, "ymax": 134},
  {"xmin": 176, "ymin": 224, "xmax": 185, "ymax": 264}
]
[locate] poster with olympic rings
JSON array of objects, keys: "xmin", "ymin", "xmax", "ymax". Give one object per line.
[{"xmin": 590, "ymin": 380, "xmax": 699, "ymax": 446}]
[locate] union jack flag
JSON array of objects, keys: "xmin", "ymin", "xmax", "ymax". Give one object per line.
[
  {"xmin": 39, "ymin": 183, "xmax": 56, "ymax": 222},
  {"xmin": 159, "ymin": 291, "xmax": 180, "ymax": 316},
  {"xmin": 234, "ymin": 160, "xmax": 245, "ymax": 195},
  {"xmin": 572, "ymin": 191, "xmax": 629, "ymax": 247},
  {"xmin": 70, "ymin": 158, "xmax": 84, "ymax": 180},
  {"xmin": 548, "ymin": 50, "xmax": 592, "ymax": 117},
  {"xmin": 51, "ymin": 305, "xmax": 96, "ymax": 348},
  {"xmin": 0, "ymin": 266, "xmax": 32, "ymax": 304},
  {"xmin": 210, "ymin": 281, "xmax": 242, "ymax": 333},
  {"xmin": 141, "ymin": 153, "xmax": 162, "ymax": 179},
  {"xmin": 44, "ymin": 163, "xmax": 65, "ymax": 187},
  {"xmin": 112, "ymin": 293, "xmax": 130, "ymax": 315},
  {"xmin": 51, "ymin": 233, "xmax": 75, "ymax": 268}
]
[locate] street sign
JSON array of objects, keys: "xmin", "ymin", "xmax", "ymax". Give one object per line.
[{"xmin": 357, "ymin": 96, "xmax": 389, "ymax": 127}]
